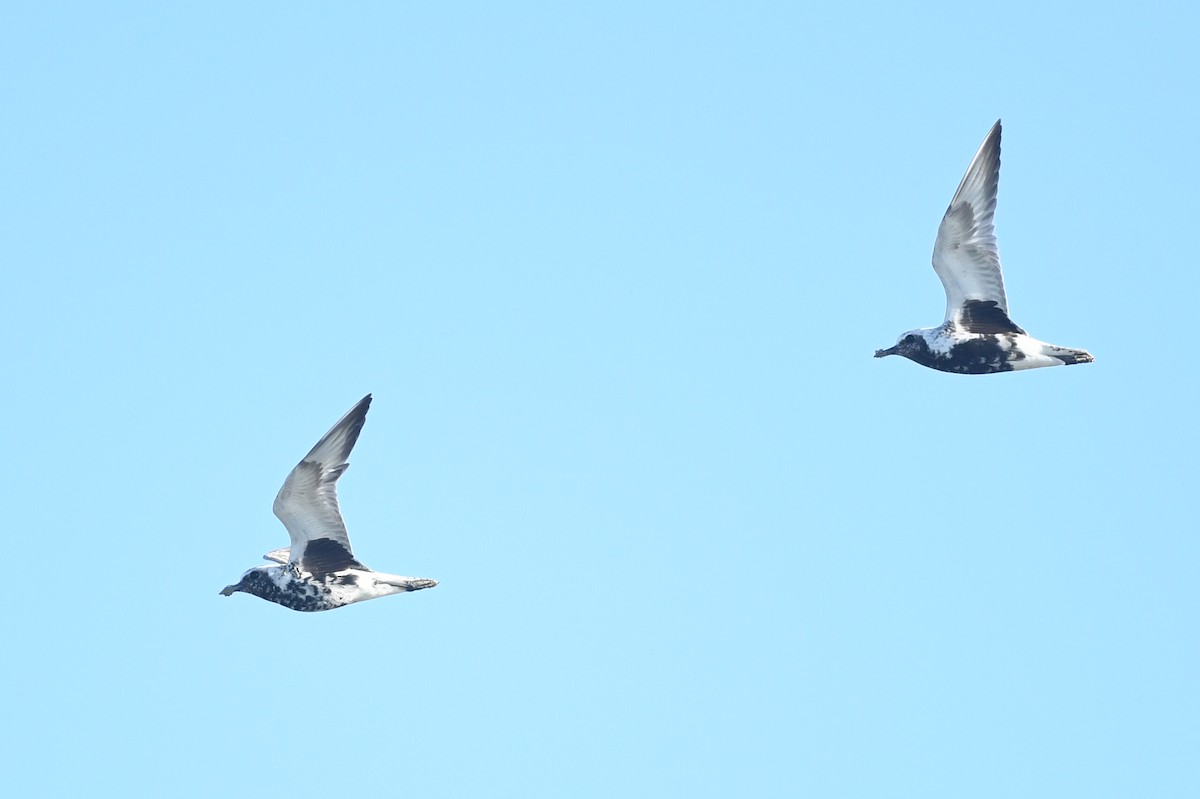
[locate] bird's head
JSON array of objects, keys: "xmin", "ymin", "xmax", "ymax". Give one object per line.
[
  {"xmin": 219, "ymin": 567, "xmax": 266, "ymax": 597},
  {"xmin": 875, "ymin": 330, "xmax": 929, "ymax": 360},
  {"xmin": 219, "ymin": 577, "xmax": 246, "ymax": 596}
]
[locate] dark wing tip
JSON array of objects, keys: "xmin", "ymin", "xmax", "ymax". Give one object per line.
[
  {"xmin": 351, "ymin": 394, "xmax": 372, "ymax": 428},
  {"xmin": 981, "ymin": 120, "xmax": 1002, "ymax": 166},
  {"xmin": 944, "ymin": 121, "xmax": 1003, "ymax": 215},
  {"xmin": 296, "ymin": 394, "xmax": 375, "ymax": 465},
  {"xmin": 329, "ymin": 395, "xmax": 372, "ymax": 461},
  {"xmin": 982, "ymin": 119, "xmax": 1001, "ymax": 148},
  {"xmin": 345, "ymin": 391, "xmax": 373, "ymax": 431}
]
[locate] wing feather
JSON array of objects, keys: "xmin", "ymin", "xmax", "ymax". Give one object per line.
[
  {"xmin": 272, "ymin": 395, "xmax": 372, "ymax": 571},
  {"xmin": 932, "ymin": 120, "xmax": 1009, "ymax": 324},
  {"xmin": 262, "ymin": 547, "xmax": 290, "ymax": 564}
]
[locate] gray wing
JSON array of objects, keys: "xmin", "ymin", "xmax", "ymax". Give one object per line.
[
  {"xmin": 272, "ymin": 394, "xmax": 372, "ymax": 577},
  {"xmin": 262, "ymin": 548, "xmax": 290, "ymax": 564},
  {"xmin": 932, "ymin": 119, "xmax": 1009, "ymax": 324}
]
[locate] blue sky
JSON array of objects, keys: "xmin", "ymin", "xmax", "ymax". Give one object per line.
[{"xmin": 3, "ymin": 2, "xmax": 1197, "ymax": 796}]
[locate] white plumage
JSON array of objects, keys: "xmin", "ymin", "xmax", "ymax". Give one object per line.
[
  {"xmin": 876, "ymin": 120, "xmax": 1094, "ymax": 375},
  {"xmin": 932, "ymin": 119, "xmax": 1009, "ymax": 322},
  {"xmin": 221, "ymin": 394, "xmax": 438, "ymax": 612}
]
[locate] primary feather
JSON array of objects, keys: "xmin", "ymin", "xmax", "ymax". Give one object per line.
[
  {"xmin": 932, "ymin": 119, "xmax": 1008, "ymax": 324},
  {"xmin": 272, "ymin": 394, "xmax": 371, "ymax": 578}
]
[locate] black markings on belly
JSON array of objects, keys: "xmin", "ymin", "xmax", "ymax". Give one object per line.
[
  {"xmin": 939, "ymin": 337, "xmax": 1014, "ymax": 374},
  {"xmin": 236, "ymin": 570, "xmax": 338, "ymax": 612},
  {"xmin": 902, "ymin": 335, "xmax": 1015, "ymax": 374}
]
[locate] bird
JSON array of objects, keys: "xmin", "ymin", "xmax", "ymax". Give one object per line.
[
  {"xmin": 874, "ymin": 120, "xmax": 1093, "ymax": 374},
  {"xmin": 220, "ymin": 394, "xmax": 438, "ymax": 612}
]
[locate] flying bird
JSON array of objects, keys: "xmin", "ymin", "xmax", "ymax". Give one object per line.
[
  {"xmin": 875, "ymin": 120, "xmax": 1093, "ymax": 374},
  {"xmin": 220, "ymin": 394, "xmax": 438, "ymax": 612}
]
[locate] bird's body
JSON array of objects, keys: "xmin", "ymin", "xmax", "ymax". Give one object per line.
[
  {"xmin": 221, "ymin": 562, "xmax": 436, "ymax": 613},
  {"xmin": 875, "ymin": 120, "xmax": 1093, "ymax": 374},
  {"xmin": 220, "ymin": 394, "xmax": 437, "ymax": 612},
  {"xmin": 881, "ymin": 301, "xmax": 1093, "ymax": 375}
]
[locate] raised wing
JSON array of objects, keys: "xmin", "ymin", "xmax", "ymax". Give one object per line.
[
  {"xmin": 272, "ymin": 394, "xmax": 371, "ymax": 578},
  {"xmin": 932, "ymin": 120, "xmax": 1009, "ymax": 324},
  {"xmin": 262, "ymin": 547, "xmax": 290, "ymax": 564}
]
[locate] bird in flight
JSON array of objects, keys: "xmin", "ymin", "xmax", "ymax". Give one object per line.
[
  {"xmin": 875, "ymin": 120, "xmax": 1093, "ymax": 374},
  {"xmin": 220, "ymin": 394, "xmax": 438, "ymax": 612}
]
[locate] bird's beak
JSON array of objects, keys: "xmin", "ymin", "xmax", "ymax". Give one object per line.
[
  {"xmin": 874, "ymin": 345, "xmax": 898, "ymax": 358},
  {"xmin": 219, "ymin": 584, "xmax": 238, "ymax": 596}
]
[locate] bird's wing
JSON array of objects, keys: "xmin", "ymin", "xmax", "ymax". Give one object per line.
[
  {"xmin": 262, "ymin": 548, "xmax": 290, "ymax": 564},
  {"xmin": 272, "ymin": 394, "xmax": 371, "ymax": 578},
  {"xmin": 932, "ymin": 119, "xmax": 1009, "ymax": 325}
]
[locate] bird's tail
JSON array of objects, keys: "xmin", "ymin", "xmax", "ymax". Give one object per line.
[
  {"xmin": 1047, "ymin": 345, "xmax": 1094, "ymax": 366},
  {"xmin": 376, "ymin": 575, "xmax": 439, "ymax": 592}
]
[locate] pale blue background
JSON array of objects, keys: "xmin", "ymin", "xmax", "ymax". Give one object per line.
[{"xmin": 3, "ymin": 2, "xmax": 1197, "ymax": 797}]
